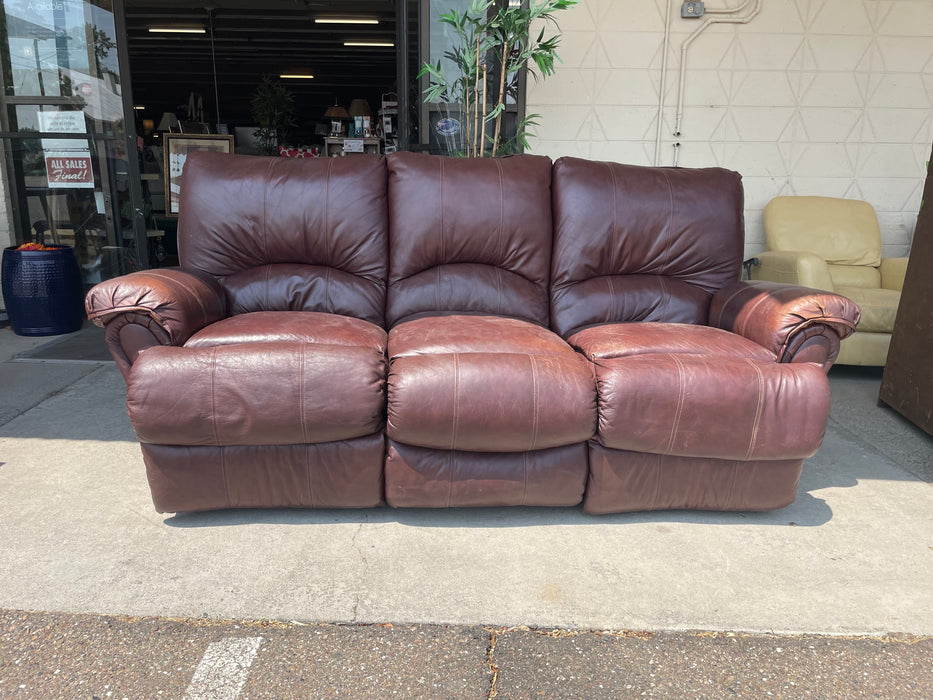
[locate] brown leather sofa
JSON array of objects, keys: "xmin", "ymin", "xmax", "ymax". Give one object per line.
[{"xmin": 86, "ymin": 151, "xmax": 860, "ymax": 515}]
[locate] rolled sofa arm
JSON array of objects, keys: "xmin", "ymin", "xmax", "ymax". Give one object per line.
[
  {"xmin": 750, "ymin": 250, "xmax": 835, "ymax": 292},
  {"xmin": 85, "ymin": 268, "xmax": 227, "ymax": 380},
  {"xmin": 709, "ymin": 280, "xmax": 860, "ymax": 371},
  {"xmin": 880, "ymin": 257, "xmax": 909, "ymax": 292}
]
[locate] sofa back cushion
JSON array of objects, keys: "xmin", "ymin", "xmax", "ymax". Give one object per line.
[
  {"xmin": 385, "ymin": 151, "xmax": 553, "ymax": 328},
  {"xmin": 550, "ymin": 157, "xmax": 745, "ymax": 338},
  {"xmin": 763, "ymin": 196, "xmax": 882, "ymax": 268},
  {"xmin": 178, "ymin": 151, "xmax": 388, "ymax": 326}
]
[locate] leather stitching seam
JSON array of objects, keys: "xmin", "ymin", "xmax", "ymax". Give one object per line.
[
  {"xmin": 744, "ymin": 360, "xmax": 766, "ymax": 461},
  {"xmin": 451, "ymin": 353, "xmax": 460, "ymax": 451},
  {"xmin": 528, "ymin": 354, "xmax": 540, "ymax": 452},
  {"xmin": 298, "ymin": 346, "xmax": 308, "ymax": 444},
  {"xmin": 665, "ymin": 353, "xmax": 686, "ymax": 455},
  {"xmin": 209, "ymin": 347, "xmax": 221, "ymax": 445}
]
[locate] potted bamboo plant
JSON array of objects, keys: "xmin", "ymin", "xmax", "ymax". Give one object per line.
[{"xmin": 419, "ymin": 0, "xmax": 576, "ymax": 157}]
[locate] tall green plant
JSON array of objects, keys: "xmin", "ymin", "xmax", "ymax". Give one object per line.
[
  {"xmin": 250, "ymin": 75, "xmax": 297, "ymax": 155},
  {"xmin": 419, "ymin": 0, "xmax": 576, "ymax": 157}
]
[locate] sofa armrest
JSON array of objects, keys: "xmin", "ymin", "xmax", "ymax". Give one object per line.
[
  {"xmin": 750, "ymin": 250, "xmax": 835, "ymax": 292},
  {"xmin": 880, "ymin": 257, "xmax": 909, "ymax": 292},
  {"xmin": 709, "ymin": 280, "xmax": 861, "ymax": 370},
  {"xmin": 85, "ymin": 268, "xmax": 227, "ymax": 380}
]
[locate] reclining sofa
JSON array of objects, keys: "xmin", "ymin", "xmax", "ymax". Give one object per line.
[{"xmin": 86, "ymin": 151, "xmax": 860, "ymax": 515}]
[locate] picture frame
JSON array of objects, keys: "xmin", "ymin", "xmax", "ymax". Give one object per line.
[{"xmin": 163, "ymin": 133, "xmax": 234, "ymax": 217}]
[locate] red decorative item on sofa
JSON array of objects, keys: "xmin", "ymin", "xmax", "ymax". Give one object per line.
[{"xmin": 86, "ymin": 151, "xmax": 860, "ymax": 515}]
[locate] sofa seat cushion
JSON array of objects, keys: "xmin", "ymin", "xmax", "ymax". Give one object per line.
[
  {"xmin": 387, "ymin": 315, "xmax": 597, "ymax": 452},
  {"xmin": 592, "ymin": 353, "xmax": 830, "ymax": 461},
  {"xmin": 390, "ymin": 314, "xmax": 574, "ymax": 358},
  {"xmin": 185, "ymin": 310, "xmax": 387, "ymax": 352},
  {"xmin": 128, "ymin": 342, "xmax": 386, "ymax": 446},
  {"xmin": 834, "ymin": 286, "xmax": 899, "ymax": 333},
  {"xmin": 569, "ymin": 322, "xmax": 776, "ymax": 362}
]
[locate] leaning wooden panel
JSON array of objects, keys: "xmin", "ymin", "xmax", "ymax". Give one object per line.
[{"xmin": 879, "ymin": 146, "xmax": 933, "ymax": 436}]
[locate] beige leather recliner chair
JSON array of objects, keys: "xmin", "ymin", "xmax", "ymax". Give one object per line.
[{"xmin": 751, "ymin": 196, "xmax": 907, "ymax": 366}]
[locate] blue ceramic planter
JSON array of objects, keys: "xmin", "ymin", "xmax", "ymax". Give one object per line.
[{"xmin": 2, "ymin": 245, "xmax": 84, "ymax": 336}]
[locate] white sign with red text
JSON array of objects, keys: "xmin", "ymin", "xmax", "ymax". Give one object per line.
[{"xmin": 37, "ymin": 111, "xmax": 94, "ymax": 189}]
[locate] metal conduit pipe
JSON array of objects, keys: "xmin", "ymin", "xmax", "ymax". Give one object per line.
[
  {"xmin": 706, "ymin": 0, "xmax": 753, "ymax": 13},
  {"xmin": 671, "ymin": 0, "xmax": 762, "ymax": 166},
  {"xmin": 654, "ymin": 0, "xmax": 674, "ymax": 166}
]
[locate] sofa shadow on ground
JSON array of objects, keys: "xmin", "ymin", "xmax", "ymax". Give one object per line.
[{"xmin": 162, "ymin": 484, "xmax": 835, "ymax": 529}]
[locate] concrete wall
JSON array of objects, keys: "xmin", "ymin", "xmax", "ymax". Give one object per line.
[{"xmin": 526, "ymin": 0, "xmax": 933, "ymax": 259}]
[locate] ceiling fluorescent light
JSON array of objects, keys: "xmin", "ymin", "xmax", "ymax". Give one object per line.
[
  {"xmin": 315, "ymin": 18, "xmax": 379, "ymax": 25},
  {"xmin": 280, "ymin": 74, "xmax": 314, "ymax": 79},
  {"xmin": 133, "ymin": 105, "xmax": 145, "ymax": 110},
  {"xmin": 148, "ymin": 27, "xmax": 206, "ymax": 34},
  {"xmin": 344, "ymin": 41, "xmax": 394, "ymax": 47}
]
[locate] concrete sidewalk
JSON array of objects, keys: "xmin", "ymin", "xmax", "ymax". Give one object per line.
[{"xmin": 0, "ymin": 325, "xmax": 931, "ymax": 639}]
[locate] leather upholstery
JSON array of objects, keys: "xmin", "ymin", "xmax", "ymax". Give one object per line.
[
  {"xmin": 86, "ymin": 151, "xmax": 862, "ymax": 515},
  {"xmin": 569, "ymin": 322, "xmax": 776, "ymax": 362},
  {"xmin": 86, "ymin": 267, "xmax": 227, "ymax": 343},
  {"xmin": 387, "ymin": 316, "xmax": 596, "ymax": 452},
  {"xmin": 86, "ymin": 267, "xmax": 228, "ymax": 380},
  {"xmin": 186, "ymin": 310, "xmax": 387, "ymax": 352},
  {"xmin": 584, "ymin": 446, "xmax": 803, "ymax": 514},
  {"xmin": 763, "ymin": 196, "xmax": 881, "ymax": 268},
  {"xmin": 832, "ymin": 286, "xmax": 898, "ymax": 333},
  {"xmin": 386, "ymin": 151, "xmax": 553, "ymax": 328},
  {"xmin": 880, "ymin": 257, "xmax": 909, "ymax": 291},
  {"xmin": 179, "ymin": 151, "xmax": 389, "ymax": 325},
  {"xmin": 128, "ymin": 342, "xmax": 386, "ymax": 446},
  {"xmin": 142, "ymin": 435, "xmax": 385, "ymax": 513},
  {"xmin": 550, "ymin": 157, "xmax": 745, "ymax": 338},
  {"xmin": 385, "ymin": 441, "xmax": 588, "ymax": 508},
  {"xmin": 590, "ymin": 354, "xmax": 829, "ymax": 460},
  {"xmin": 710, "ymin": 280, "xmax": 859, "ymax": 367}
]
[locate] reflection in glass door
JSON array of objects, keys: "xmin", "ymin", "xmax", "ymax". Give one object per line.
[{"xmin": 0, "ymin": 0, "xmax": 147, "ymax": 286}]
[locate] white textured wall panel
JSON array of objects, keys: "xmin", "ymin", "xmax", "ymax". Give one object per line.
[{"xmin": 528, "ymin": 0, "xmax": 933, "ymax": 258}]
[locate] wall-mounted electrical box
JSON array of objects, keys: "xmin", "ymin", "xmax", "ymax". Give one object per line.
[{"xmin": 682, "ymin": 1, "xmax": 705, "ymax": 17}]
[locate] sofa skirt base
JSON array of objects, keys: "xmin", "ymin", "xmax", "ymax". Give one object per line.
[
  {"xmin": 141, "ymin": 433, "xmax": 386, "ymax": 513},
  {"xmin": 385, "ymin": 440, "xmax": 588, "ymax": 508},
  {"xmin": 583, "ymin": 443, "xmax": 803, "ymax": 514}
]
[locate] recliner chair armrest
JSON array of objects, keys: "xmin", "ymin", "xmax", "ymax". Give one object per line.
[
  {"xmin": 86, "ymin": 268, "xmax": 227, "ymax": 380},
  {"xmin": 880, "ymin": 257, "xmax": 908, "ymax": 292},
  {"xmin": 750, "ymin": 250, "xmax": 835, "ymax": 292},
  {"xmin": 709, "ymin": 280, "xmax": 861, "ymax": 370}
]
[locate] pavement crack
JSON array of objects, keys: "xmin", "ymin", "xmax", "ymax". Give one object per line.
[
  {"xmin": 350, "ymin": 522, "xmax": 366, "ymax": 623},
  {"xmin": 351, "ymin": 522, "xmax": 367, "ymax": 564},
  {"xmin": 485, "ymin": 629, "xmax": 500, "ymax": 698}
]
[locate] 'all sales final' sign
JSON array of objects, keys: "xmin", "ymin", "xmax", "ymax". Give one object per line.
[
  {"xmin": 45, "ymin": 155, "xmax": 94, "ymax": 187},
  {"xmin": 37, "ymin": 111, "xmax": 94, "ymax": 189}
]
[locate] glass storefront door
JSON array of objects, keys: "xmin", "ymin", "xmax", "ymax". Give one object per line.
[{"xmin": 0, "ymin": 0, "xmax": 147, "ymax": 285}]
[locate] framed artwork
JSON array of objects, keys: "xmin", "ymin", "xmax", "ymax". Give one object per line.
[{"xmin": 163, "ymin": 133, "xmax": 234, "ymax": 217}]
